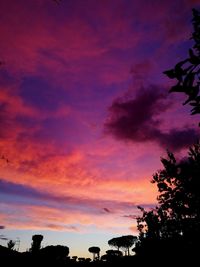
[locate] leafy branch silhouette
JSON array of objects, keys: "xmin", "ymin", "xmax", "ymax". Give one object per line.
[{"xmin": 164, "ymin": 9, "xmax": 200, "ymax": 118}]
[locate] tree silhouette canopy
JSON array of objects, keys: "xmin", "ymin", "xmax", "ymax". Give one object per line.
[
  {"xmin": 30, "ymin": 235, "xmax": 43, "ymax": 253},
  {"xmin": 136, "ymin": 142, "xmax": 200, "ymax": 259},
  {"xmin": 88, "ymin": 246, "xmax": 100, "ymax": 261},
  {"xmin": 164, "ymin": 9, "xmax": 200, "ymax": 119},
  {"xmin": 108, "ymin": 235, "xmax": 137, "ymax": 255}
]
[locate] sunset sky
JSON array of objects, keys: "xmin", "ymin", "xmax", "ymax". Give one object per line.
[{"xmin": 0, "ymin": 0, "xmax": 200, "ymax": 258}]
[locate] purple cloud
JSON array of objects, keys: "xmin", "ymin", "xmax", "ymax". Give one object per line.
[
  {"xmin": 155, "ymin": 128, "xmax": 199, "ymax": 151},
  {"xmin": 105, "ymin": 85, "xmax": 199, "ymax": 151},
  {"xmin": 0, "ymin": 179, "xmax": 73, "ymax": 203},
  {"xmin": 0, "ymin": 179, "xmax": 137, "ymax": 214},
  {"xmin": 105, "ymin": 85, "xmax": 168, "ymax": 141}
]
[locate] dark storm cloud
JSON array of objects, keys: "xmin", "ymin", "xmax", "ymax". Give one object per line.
[
  {"xmin": 105, "ymin": 85, "xmax": 199, "ymax": 151},
  {"xmin": 105, "ymin": 85, "xmax": 168, "ymax": 142}
]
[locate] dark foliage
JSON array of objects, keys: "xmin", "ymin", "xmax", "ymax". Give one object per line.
[
  {"xmin": 136, "ymin": 142, "xmax": 200, "ymax": 262},
  {"xmin": 164, "ymin": 9, "xmax": 200, "ymax": 119},
  {"xmin": 40, "ymin": 245, "xmax": 69, "ymax": 259},
  {"xmin": 0, "ymin": 244, "xmax": 139, "ymax": 267},
  {"xmin": 108, "ymin": 235, "xmax": 137, "ymax": 256},
  {"xmin": 30, "ymin": 234, "xmax": 43, "ymax": 253},
  {"xmin": 88, "ymin": 246, "xmax": 100, "ymax": 261}
]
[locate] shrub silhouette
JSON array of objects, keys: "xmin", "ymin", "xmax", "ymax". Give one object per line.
[
  {"xmin": 101, "ymin": 249, "xmax": 123, "ymax": 261},
  {"xmin": 40, "ymin": 245, "xmax": 69, "ymax": 260},
  {"xmin": 106, "ymin": 249, "xmax": 123, "ymax": 257},
  {"xmin": 78, "ymin": 257, "xmax": 86, "ymax": 262},
  {"xmin": 71, "ymin": 255, "xmax": 77, "ymax": 261}
]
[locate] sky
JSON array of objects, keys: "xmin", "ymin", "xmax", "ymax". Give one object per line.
[{"xmin": 0, "ymin": 0, "xmax": 200, "ymax": 258}]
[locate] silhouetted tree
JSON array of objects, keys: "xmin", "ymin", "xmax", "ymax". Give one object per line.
[
  {"xmin": 136, "ymin": 142, "xmax": 200, "ymax": 259},
  {"xmin": 30, "ymin": 235, "xmax": 43, "ymax": 253},
  {"xmin": 120, "ymin": 235, "xmax": 137, "ymax": 256},
  {"xmin": 108, "ymin": 235, "xmax": 137, "ymax": 255},
  {"xmin": 164, "ymin": 9, "xmax": 200, "ymax": 120},
  {"xmin": 108, "ymin": 237, "xmax": 122, "ymax": 251},
  {"xmin": 88, "ymin": 246, "xmax": 100, "ymax": 261},
  {"xmin": 7, "ymin": 240, "xmax": 15, "ymax": 250}
]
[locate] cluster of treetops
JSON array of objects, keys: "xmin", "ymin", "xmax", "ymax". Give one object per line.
[{"xmin": 1, "ymin": 234, "xmax": 138, "ymax": 262}]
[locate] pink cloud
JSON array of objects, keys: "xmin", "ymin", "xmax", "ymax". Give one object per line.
[{"xmin": 0, "ymin": 200, "xmax": 139, "ymax": 235}]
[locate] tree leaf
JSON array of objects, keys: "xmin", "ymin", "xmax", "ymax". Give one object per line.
[
  {"xmin": 188, "ymin": 48, "xmax": 200, "ymax": 64},
  {"xmin": 163, "ymin": 69, "xmax": 175, "ymax": 79},
  {"xmin": 169, "ymin": 83, "xmax": 185, "ymax": 93}
]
